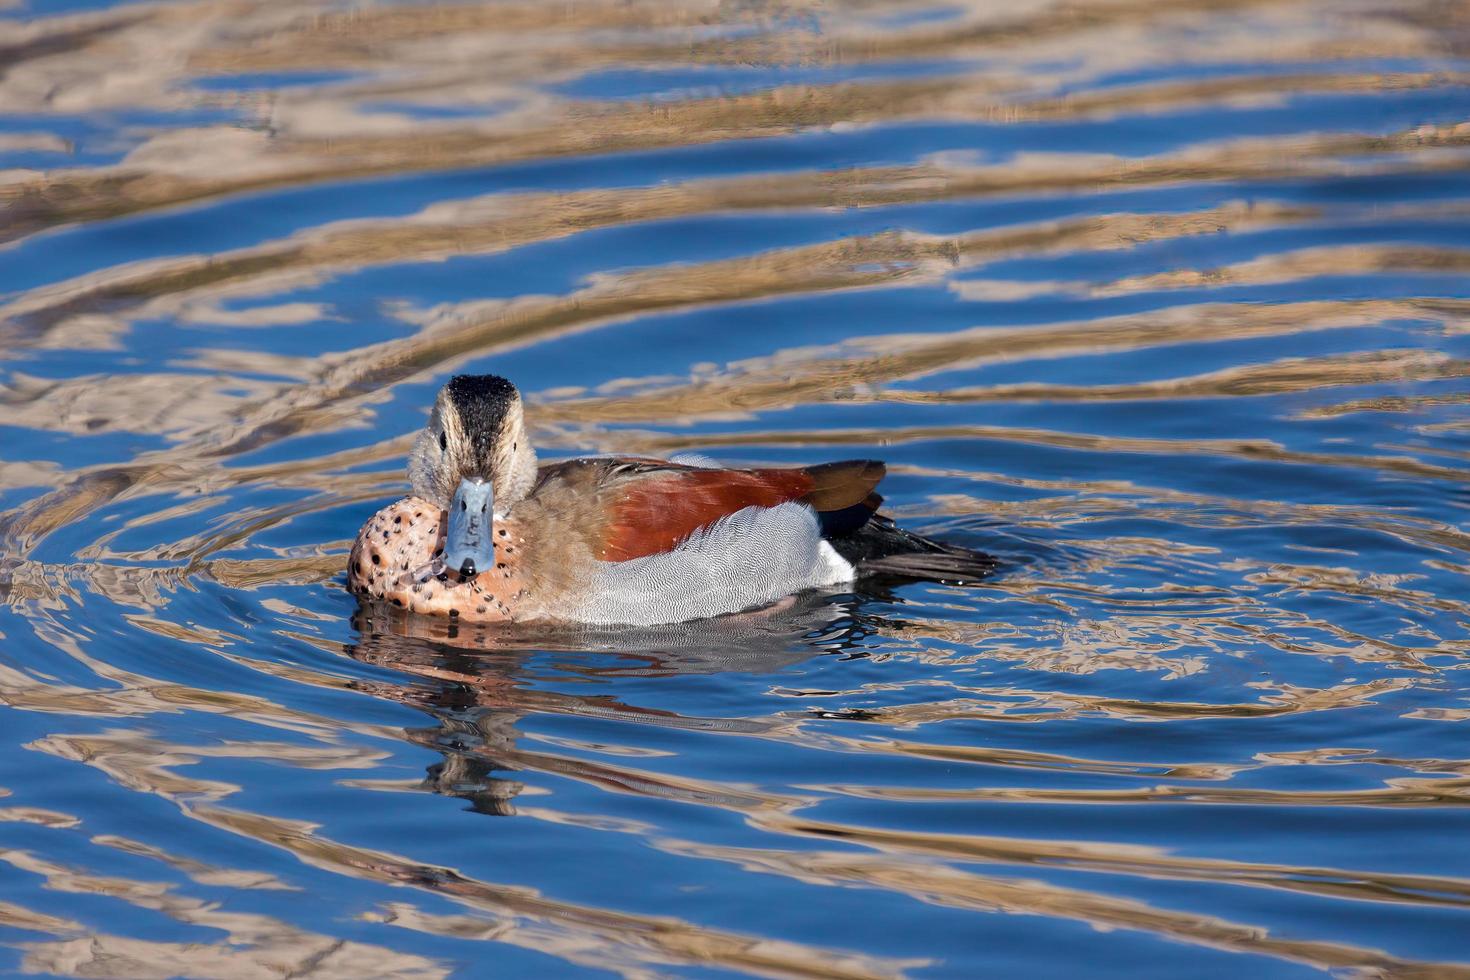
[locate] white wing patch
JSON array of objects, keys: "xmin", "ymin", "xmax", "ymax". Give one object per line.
[
  {"xmin": 575, "ymin": 502, "xmax": 854, "ymax": 626},
  {"xmin": 667, "ymin": 452, "xmax": 722, "ymax": 468}
]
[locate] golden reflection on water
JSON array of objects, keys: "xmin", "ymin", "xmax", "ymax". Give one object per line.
[
  {"xmin": 2, "ymin": 0, "xmax": 1470, "ymax": 975},
  {"xmin": 341, "ymin": 623, "xmax": 1470, "ymax": 976}
]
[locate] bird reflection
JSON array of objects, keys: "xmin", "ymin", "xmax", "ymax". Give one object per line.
[{"xmin": 345, "ymin": 588, "xmax": 883, "ymax": 816}]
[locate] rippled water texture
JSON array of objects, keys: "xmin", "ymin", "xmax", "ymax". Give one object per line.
[{"xmin": 2, "ymin": 0, "xmax": 1469, "ymax": 976}]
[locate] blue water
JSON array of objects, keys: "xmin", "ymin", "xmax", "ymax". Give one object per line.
[{"xmin": 1, "ymin": 1, "xmax": 1469, "ymax": 977}]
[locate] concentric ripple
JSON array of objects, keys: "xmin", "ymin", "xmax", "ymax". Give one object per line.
[{"xmin": 1, "ymin": 0, "xmax": 1468, "ymax": 976}]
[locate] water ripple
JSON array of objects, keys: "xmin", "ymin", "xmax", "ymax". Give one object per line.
[{"xmin": 2, "ymin": 0, "xmax": 1469, "ymax": 976}]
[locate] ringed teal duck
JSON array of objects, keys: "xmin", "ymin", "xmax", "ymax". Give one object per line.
[{"xmin": 348, "ymin": 374, "xmax": 994, "ymax": 625}]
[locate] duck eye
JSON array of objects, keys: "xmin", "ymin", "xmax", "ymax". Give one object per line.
[{"xmin": 439, "ymin": 431, "xmax": 447, "ymax": 452}]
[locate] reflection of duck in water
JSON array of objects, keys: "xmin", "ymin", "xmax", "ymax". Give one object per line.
[
  {"xmin": 347, "ymin": 592, "xmax": 865, "ymax": 816},
  {"xmin": 349, "ymin": 374, "xmax": 993, "ymax": 625}
]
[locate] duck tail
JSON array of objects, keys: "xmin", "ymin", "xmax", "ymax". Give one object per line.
[{"xmin": 827, "ymin": 513, "xmax": 996, "ymax": 585}]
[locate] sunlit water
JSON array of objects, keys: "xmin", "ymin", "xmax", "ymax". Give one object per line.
[{"xmin": 1, "ymin": 0, "xmax": 1468, "ymax": 976}]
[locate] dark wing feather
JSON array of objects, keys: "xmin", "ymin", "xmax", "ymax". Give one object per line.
[{"xmin": 826, "ymin": 514, "xmax": 997, "ymax": 584}]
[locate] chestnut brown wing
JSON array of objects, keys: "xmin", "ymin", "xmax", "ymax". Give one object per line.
[{"xmin": 596, "ymin": 459, "xmax": 885, "ymax": 562}]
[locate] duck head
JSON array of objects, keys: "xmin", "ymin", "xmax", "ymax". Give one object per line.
[{"xmin": 408, "ymin": 374, "xmax": 538, "ymax": 578}]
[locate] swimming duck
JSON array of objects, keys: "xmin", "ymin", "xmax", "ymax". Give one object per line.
[{"xmin": 349, "ymin": 374, "xmax": 993, "ymax": 625}]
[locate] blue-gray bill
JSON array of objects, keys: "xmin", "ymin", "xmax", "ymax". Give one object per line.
[{"xmin": 445, "ymin": 477, "xmax": 495, "ymax": 578}]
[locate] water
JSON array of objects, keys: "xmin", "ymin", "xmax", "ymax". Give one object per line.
[{"xmin": 1, "ymin": 0, "xmax": 1468, "ymax": 976}]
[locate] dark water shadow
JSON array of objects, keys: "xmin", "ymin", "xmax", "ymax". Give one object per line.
[{"xmin": 345, "ymin": 589, "xmax": 889, "ymax": 815}]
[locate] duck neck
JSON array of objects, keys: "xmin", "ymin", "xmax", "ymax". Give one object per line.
[{"xmin": 495, "ymin": 441, "xmax": 538, "ymax": 513}]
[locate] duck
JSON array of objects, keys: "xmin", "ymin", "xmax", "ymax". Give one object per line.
[{"xmin": 348, "ymin": 374, "xmax": 994, "ymax": 626}]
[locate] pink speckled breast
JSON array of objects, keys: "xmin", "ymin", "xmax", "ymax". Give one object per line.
[{"xmin": 348, "ymin": 496, "xmax": 528, "ymax": 622}]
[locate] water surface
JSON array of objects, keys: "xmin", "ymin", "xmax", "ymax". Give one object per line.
[{"xmin": 1, "ymin": 0, "xmax": 1469, "ymax": 976}]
